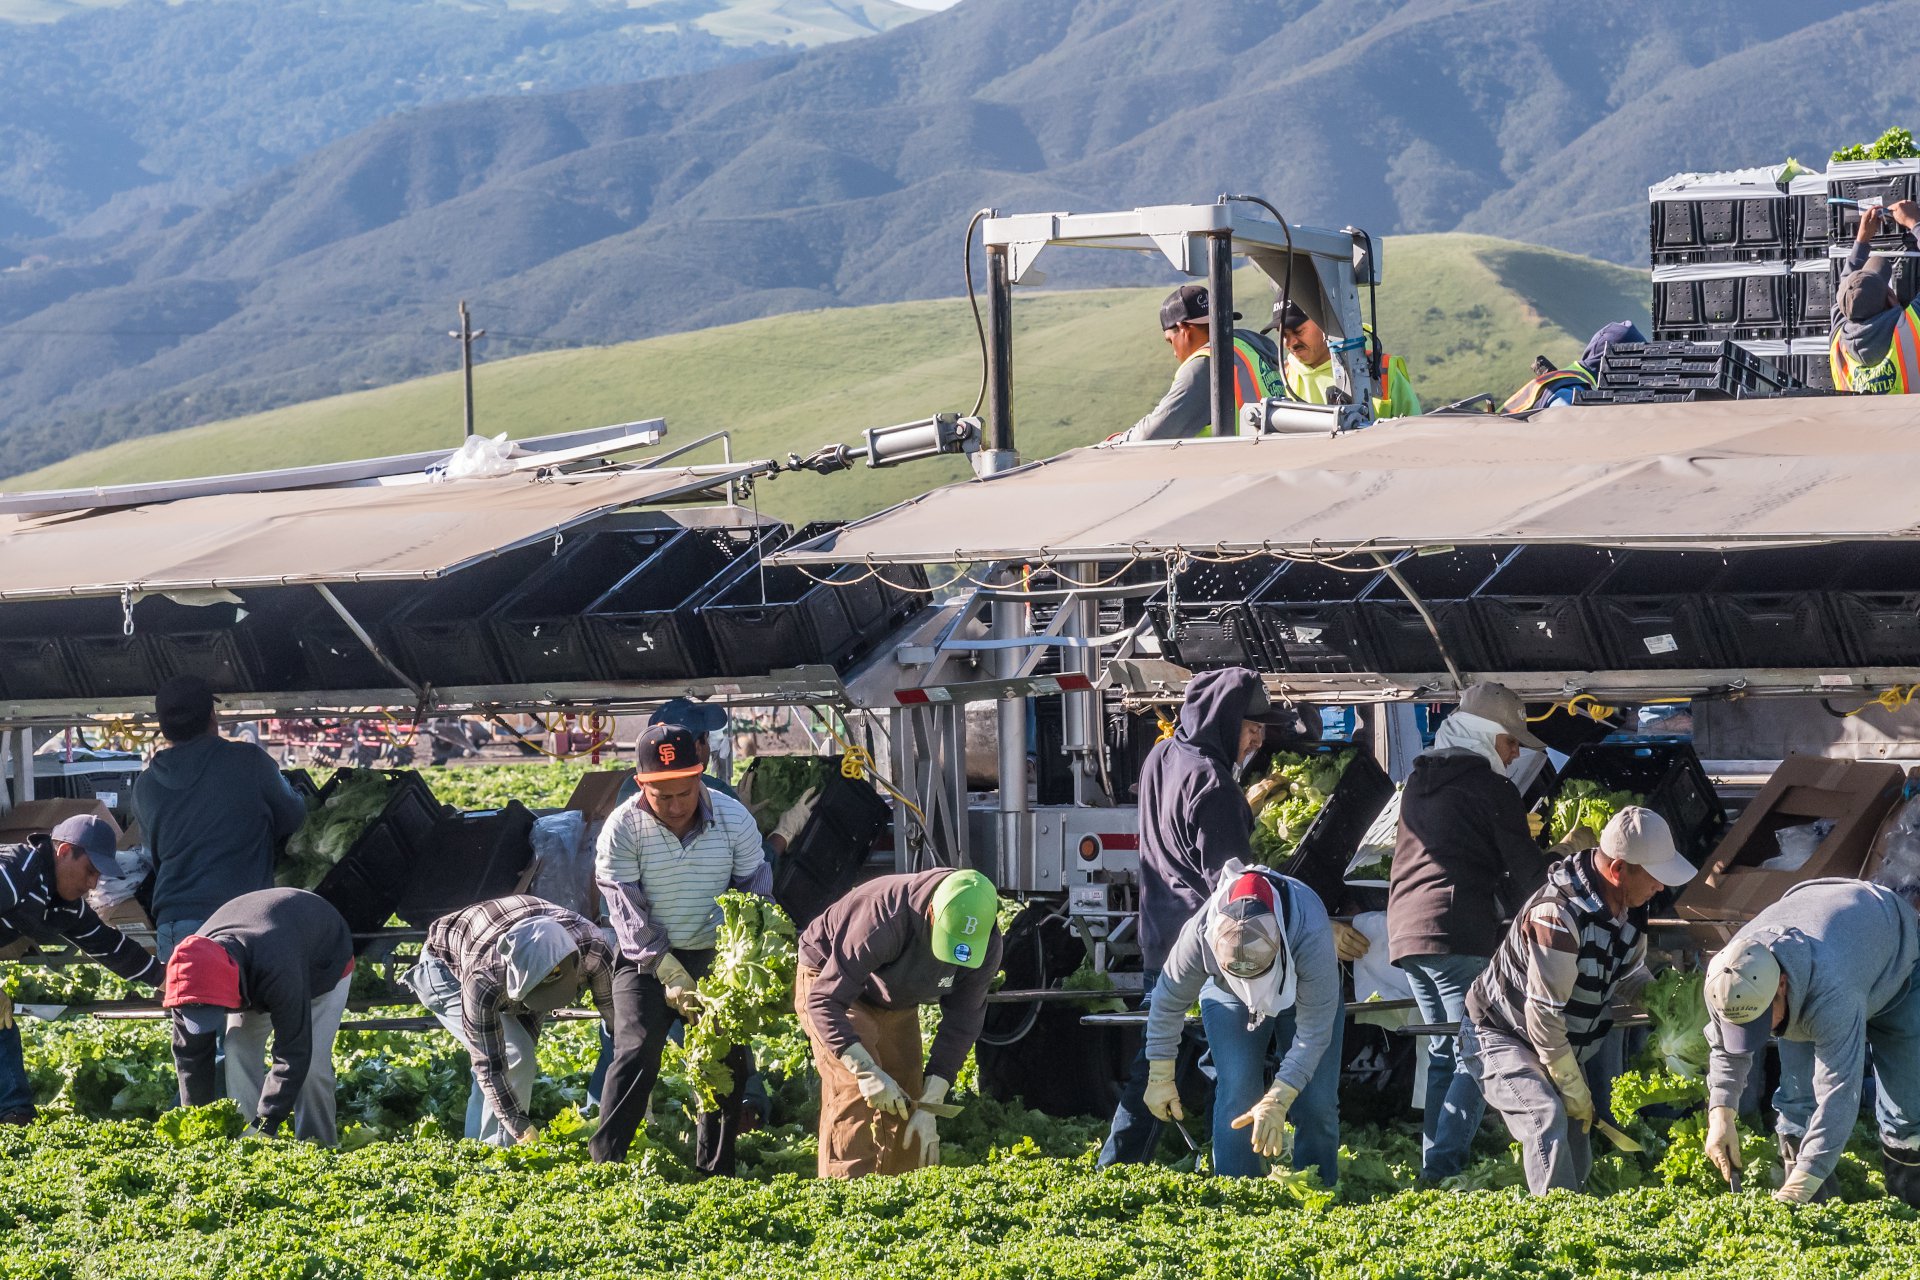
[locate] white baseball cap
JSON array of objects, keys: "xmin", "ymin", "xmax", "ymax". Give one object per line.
[
  {"xmin": 1597, "ymin": 807, "xmax": 1696, "ymax": 888},
  {"xmin": 1705, "ymin": 935, "xmax": 1783, "ymax": 1054}
]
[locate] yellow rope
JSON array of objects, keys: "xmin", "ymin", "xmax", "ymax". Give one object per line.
[
  {"xmin": 1525, "ymin": 694, "xmax": 1619, "ymax": 724},
  {"xmin": 1844, "ymin": 684, "xmax": 1920, "ymax": 717},
  {"xmin": 1155, "ymin": 710, "xmax": 1178, "ymax": 743},
  {"xmin": 819, "ymin": 713, "xmax": 926, "ymax": 826}
]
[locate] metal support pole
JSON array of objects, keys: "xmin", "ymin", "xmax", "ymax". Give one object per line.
[
  {"xmin": 1060, "ymin": 563, "xmax": 1099, "ymax": 805},
  {"xmin": 994, "ymin": 569, "xmax": 1030, "ymax": 888},
  {"xmin": 979, "ymin": 244, "xmax": 1018, "ymax": 477},
  {"xmin": 7, "ymin": 729, "xmax": 33, "ymax": 809},
  {"xmin": 1206, "ymin": 231, "xmax": 1235, "ymax": 437},
  {"xmin": 450, "ymin": 301, "xmax": 485, "ymax": 440}
]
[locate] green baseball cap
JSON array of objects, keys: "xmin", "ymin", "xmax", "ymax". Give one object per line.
[{"xmin": 929, "ymin": 869, "xmax": 998, "ymax": 968}]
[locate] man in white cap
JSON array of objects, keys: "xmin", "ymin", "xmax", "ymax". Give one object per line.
[
  {"xmin": 405, "ymin": 894, "xmax": 615, "ymax": 1146},
  {"xmin": 1701, "ymin": 878, "xmax": 1920, "ymax": 1206},
  {"xmin": 0, "ymin": 814, "xmax": 164, "ymax": 1123},
  {"xmin": 1458, "ymin": 806, "xmax": 1697, "ymax": 1193}
]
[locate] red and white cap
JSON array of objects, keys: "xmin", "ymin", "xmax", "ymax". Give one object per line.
[{"xmin": 1210, "ymin": 871, "xmax": 1284, "ymax": 978}]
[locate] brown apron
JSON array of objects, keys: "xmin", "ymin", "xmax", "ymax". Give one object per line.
[{"xmin": 795, "ymin": 964, "xmax": 925, "ymax": 1178}]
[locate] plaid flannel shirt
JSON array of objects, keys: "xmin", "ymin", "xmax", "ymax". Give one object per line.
[{"xmin": 422, "ymin": 894, "xmax": 614, "ymax": 1135}]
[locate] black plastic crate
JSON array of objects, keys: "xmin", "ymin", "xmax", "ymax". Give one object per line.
[
  {"xmin": 133, "ymin": 592, "xmax": 306, "ymax": 694},
  {"xmin": 1791, "ymin": 176, "xmax": 1831, "ymax": 259},
  {"xmin": 589, "ymin": 525, "xmax": 784, "ymax": 682},
  {"xmin": 772, "ymin": 769, "xmax": 890, "ymax": 929},
  {"xmin": 0, "ymin": 600, "xmax": 88, "ymax": 701},
  {"xmin": 1829, "ymin": 543, "xmax": 1920, "ymax": 667},
  {"xmin": 1146, "ymin": 556, "xmax": 1282, "ymax": 672},
  {"xmin": 395, "ymin": 801, "xmax": 536, "ymax": 927},
  {"xmin": 1598, "ymin": 340, "xmax": 1791, "ymax": 398},
  {"xmin": 1708, "ymin": 545, "xmax": 1857, "ymax": 669},
  {"xmin": 1554, "ymin": 739, "xmax": 1727, "ymax": 874},
  {"xmin": 1587, "ymin": 550, "xmax": 1729, "ymax": 670},
  {"xmin": 1790, "ymin": 260, "xmax": 1835, "ymax": 336},
  {"xmin": 1250, "ymin": 560, "xmax": 1380, "ymax": 674},
  {"xmin": 699, "ymin": 524, "xmax": 913, "ymax": 676},
  {"xmin": 1648, "ymin": 191, "xmax": 1789, "ymax": 265},
  {"xmin": 1278, "ymin": 749, "xmax": 1394, "ymax": 913},
  {"xmin": 1789, "ymin": 338, "xmax": 1837, "ymax": 392},
  {"xmin": 1650, "ymin": 266, "xmax": 1791, "ymax": 341},
  {"xmin": 287, "ymin": 582, "xmax": 416, "ymax": 691},
  {"xmin": 310, "ymin": 770, "xmax": 446, "ymax": 942},
  {"xmin": 1353, "ymin": 546, "xmax": 1505, "ymax": 674},
  {"xmin": 1825, "ymin": 161, "xmax": 1920, "ymax": 251},
  {"xmin": 383, "ymin": 541, "xmax": 553, "ymax": 689},
  {"xmin": 1574, "ymin": 388, "xmax": 1702, "ymax": 405},
  {"xmin": 1472, "ymin": 544, "xmax": 1619, "ymax": 671},
  {"xmin": 490, "ymin": 528, "xmax": 680, "ymax": 685}
]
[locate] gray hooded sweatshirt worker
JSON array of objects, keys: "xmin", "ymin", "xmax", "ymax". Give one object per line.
[
  {"xmin": 1136, "ymin": 667, "xmax": 1266, "ymax": 972},
  {"xmin": 1707, "ymin": 879, "xmax": 1920, "ymax": 1186},
  {"xmin": 133, "ymin": 734, "xmax": 308, "ymax": 928}
]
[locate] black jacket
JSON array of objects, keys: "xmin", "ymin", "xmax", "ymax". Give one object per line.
[
  {"xmin": 171, "ymin": 888, "xmax": 352, "ymax": 1128},
  {"xmin": 1136, "ymin": 668, "xmax": 1263, "ymax": 971},
  {"xmin": 0, "ymin": 837, "xmax": 161, "ymax": 986},
  {"xmin": 132, "ymin": 734, "xmax": 307, "ymax": 926},
  {"xmin": 1386, "ymin": 750, "xmax": 1548, "ymax": 965}
]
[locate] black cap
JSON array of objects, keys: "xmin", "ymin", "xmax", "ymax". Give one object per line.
[
  {"xmin": 154, "ymin": 675, "xmax": 216, "ymax": 725},
  {"xmin": 1159, "ymin": 284, "xmax": 1240, "ymax": 331},
  {"xmin": 1273, "ymin": 299, "xmax": 1311, "ymax": 332},
  {"xmin": 633, "ymin": 723, "xmax": 704, "ymax": 781}
]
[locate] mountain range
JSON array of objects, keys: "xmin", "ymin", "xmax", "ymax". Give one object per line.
[{"xmin": 0, "ymin": 0, "xmax": 1912, "ymax": 477}]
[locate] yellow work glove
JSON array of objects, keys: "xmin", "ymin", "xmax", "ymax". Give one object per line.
[
  {"xmin": 1331, "ymin": 921, "xmax": 1371, "ymax": 963},
  {"xmin": 839, "ymin": 1044, "xmax": 910, "ymax": 1119},
  {"xmin": 0, "ymin": 988, "xmax": 12, "ymax": 1032},
  {"xmin": 1704, "ymin": 1106, "xmax": 1744, "ymax": 1188},
  {"xmin": 1143, "ymin": 1059, "xmax": 1184, "ymax": 1122},
  {"xmin": 1526, "ymin": 812, "xmax": 1546, "ymax": 839},
  {"xmin": 1543, "ymin": 1051, "xmax": 1594, "ymax": 1132},
  {"xmin": 1231, "ymin": 1079, "xmax": 1300, "ymax": 1159},
  {"xmin": 1776, "ymin": 1165, "xmax": 1822, "ymax": 1205},
  {"xmin": 901, "ymin": 1073, "xmax": 949, "ymax": 1167},
  {"xmin": 655, "ymin": 954, "xmax": 703, "ymax": 1020}
]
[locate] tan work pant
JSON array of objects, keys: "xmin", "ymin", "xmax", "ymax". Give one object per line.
[{"xmin": 796, "ymin": 964, "xmax": 925, "ymax": 1178}]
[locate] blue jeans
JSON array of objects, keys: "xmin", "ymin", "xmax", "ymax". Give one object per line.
[
  {"xmin": 1200, "ymin": 986, "xmax": 1343, "ymax": 1183},
  {"xmin": 155, "ymin": 917, "xmax": 206, "ymax": 963},
  {"xmin": 0, "ymin": 1024, "xmax": 36, "ymax": 1116},
  {"xmin": 1401, "ymin": 952, "xmax": 1490, "ymax": 1178},
  {"xmin": 1100, "ymin": 969, "xmax": 1175, "ymax": 1168}
]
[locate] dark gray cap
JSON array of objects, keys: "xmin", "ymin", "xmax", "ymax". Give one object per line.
[{"xmin": 1838, "ymin": 256, "xmax": 1896, "ymax": 322}]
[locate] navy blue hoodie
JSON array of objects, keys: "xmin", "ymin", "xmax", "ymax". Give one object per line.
[
  {"xmin": 132, "ymin": 734, "xmax": 308, "ymax": 926},
  {"xmin": 1136, "ymin": 668, "xmax": 1263, "ymax": 971}
]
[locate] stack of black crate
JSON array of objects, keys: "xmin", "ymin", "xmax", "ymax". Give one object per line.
[{"xmin": 1646, "ymin": 166, "xmax": 1796, "ymax": 388}]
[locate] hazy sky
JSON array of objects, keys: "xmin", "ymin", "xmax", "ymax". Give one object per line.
[{"xmin": 896, "ymin": 1, "xmax": 962, "ymax": 9}]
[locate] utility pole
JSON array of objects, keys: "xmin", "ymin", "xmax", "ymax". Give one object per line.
[{"xmin": 449, "ymin": 301, "xmax": 486, "ymax": 438}]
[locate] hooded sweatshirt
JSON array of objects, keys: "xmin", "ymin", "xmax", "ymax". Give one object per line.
[
  {"xmin": 1706, "ymin": 879, "xmax": 1920, "ymax": 1185},
  {"xmin": 1386, "ymin": 748, "xmax": 1548, "ymax": 965},
  {"xmin": 1136, "ymin": 667, "xmax": 1264, "ymax": 971},
  {"xmin": 1834, "ymin": 239, "xmax": 1905, "ymax": 367},
  {"xmin": 132, "ymin": 734, "xmax": 309, "ymax": 926}
]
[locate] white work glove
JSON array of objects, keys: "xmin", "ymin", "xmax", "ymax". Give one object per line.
[
  {"xmin": 655, "ymin": 954, "xmax": 702, "ymax": 1020},
  {"xmin": 0, "ymin": 988, "xmax": 13, "ymax": 1032},
  {"xmin": 1143, "ymin": 1059, "xmax": 1184, "ymax": 1122},
  {"xmin": 1231, "ymin": 1078, "xmax": 1300, "ymax": 1159},
  {"xmin": 1776, "ymin": 1165, "xmax": 1822, "ymax": 1205},
  {"xmin": 1543, "ymin": 1051, "xmax": 1594, "ymax": 1132},
  {"xmin": 771, "ymin": 787, "xmax": 821, "ymax": 849},
  {"xmin": 1704, "ymin": 1105, "xmax": 1744, "ymax": 1188},
  {"xmin": 1331, "ymin": 921, "xmax": 1371, "ymax": 963},
  {"xmin": 839, "ymin": 1043, "xmax": 910, "ymax": 1119},
  {"xmin": 901, "ymin": 1074, "xmax": 949, "ymax": 1167}
]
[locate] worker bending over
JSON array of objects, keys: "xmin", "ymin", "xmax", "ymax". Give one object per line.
[
  {"xmin": 1120, "ymin": 284, "xmax": 1285, "ymax": 440},
  {"xmin": 1501, "ymin": 321, "xmax": 1645, "ymax": 412},
  {"xmin": 1831, "ymin": 202, "xmax": 1920, "ymax": 393},
  {"xmin": 594, "ymin": 723, "xmax": 770, "ymax": 1174},
  {"xmin": 796, "ymin": 868, "xmax": 1001, "ymax": 1177},
  {"xmin": 1275, "ymin": 300, "xmax": 1421, "ymax": 419},
  {"xmin": 1140, "ymin": 861, "xmax": 1342, "ymax": 1182},
  {"xmin": 1702, "ymin": 879, "xmax": 1920, "ymax": 1206},
  {"xmin": 1460, "ymin": 808, "xmax": 1695, "ymax": 1194},
  {"xmin": 164, "ymin": 887, "xmax": 354, "ymax": 1143},
  {"xmin": 407, "ymin": 894, "xmax": 615, "ymax": 1146},
  {"xmin": 0, "ymin": 815, "xmax": 163, "ymax": 1124}
]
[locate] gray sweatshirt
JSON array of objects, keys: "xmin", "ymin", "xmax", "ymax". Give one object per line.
[
  {"xmin": 1143, "ymin": 869, "xmax": 1339, "ymax": 1096},
  {"xmin": 1706, "ymin": 879, "xmax": 1920, "ymax": 1183}
]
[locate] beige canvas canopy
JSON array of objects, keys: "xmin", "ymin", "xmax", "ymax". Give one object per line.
[
  {"xmin": 0, "ymin": 466, "xmax": 751, "ymax": 602},
  {"xmin": 776, "ymin": 397, "xmax": 1920, "ymax": 566}
]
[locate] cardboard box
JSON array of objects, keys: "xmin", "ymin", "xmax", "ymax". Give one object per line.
[
  {"xmin": 0, "ymin": 798, "xmax": 123, "ymax": 850},
  {"xmin": 1679, "ymin": 755, "xmax": 1904, "ymax": 928},
  {"xmin": 563, "ymin": 770, "xmax": 631, "ymax": 826}
]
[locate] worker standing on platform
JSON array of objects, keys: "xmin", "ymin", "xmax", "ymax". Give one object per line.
[
  {"xmin": 1119, "ymin": 285, "xmax": 1285, "ymax": 440},
  {"xmin": 794, "ymin": 868, "xmax": 1002, "ymax": 1177},
  {"xmin": 1701, "ymin": 879, "xmax": 1920, "ymax": 1206},
  {"xmin": 1275, "ymin": 300, "xmax": 1421, "ymax": 419},
  {"xmin": 1831, "ymin": 201, "xmax": 1920, "ymax": 393},
  {"xmin": 0, "ymin": 815, "xmax": 164, "ymax": 1124}
]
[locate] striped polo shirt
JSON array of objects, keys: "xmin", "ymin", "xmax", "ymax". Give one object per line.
[{"xmin": 594, "ymin": 786, "xmax": 765, "ymax": 951}]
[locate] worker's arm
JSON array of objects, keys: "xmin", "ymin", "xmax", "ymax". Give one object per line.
[
  {"xmin": 1123, "ymin": 357, "xmax": 1211, "ymax": 441},
  {"xmin": 258, "ymin": 748, "xmax": 309, "ymax": 842},
  {"xmin": 253, "ymin": 972, "xmax": 316, "ymax": 1132},
  {"xmin": 1190, "ymin": 779, "xmax": 1257, "ymax": 883},
  {"xmin": 1385, "ymin": 355, "xmax": 1422, "ymax": 417},
  {"xmin": 1272, "ymin": 885, "xmax": 1341, "ymax": 1095},
  {"xmin": 459, "ymin": 970, "xmax": 535, "ymax": 1139},
  {"xmin": 801, "ymin": 907, "xmax": 915, "ymax": 1061},
  {"xmin": 54, "ymin": 901, "xmax": 163, "ymax": 986},
  {"xmin": 582, "ymin": 936, "xmax": 617, "ymax": 1027},
  {"xmin": 1488, "ymin": 788, "xmax": 1550, "ymax": 915},
  {"xmin": 1705, "ymin": 1012, "xmax": 1757, "ymax": 1119},
  {"xmin": 0, "ymin": 854, "xmax": 28, "ymax": 916},
  {"xmin": 1515, "ymin": 899, "xmax": 1582, "ymax": 1062},
  {"xmin": 1789, "ymin": 1006, "xmax": 1870, "ymax": 1185},
  {"xmin": 1612, "ymin": 937, "xmax": 1654, "ymax": 1009},
  {"xmin": 1142, "ymin": 912, "xmax": 1213, "ymax": 1062},
  {"xmin": 928, "ymin": 929, "xmax": 1005, "ymax": 1081},
  {"xmin": 594, "ymin": 805, "xmax": 670, "ymax": 971},
  {"xmin": 725, "ymin": 806, "xmax": 772, "ymax": 898}
]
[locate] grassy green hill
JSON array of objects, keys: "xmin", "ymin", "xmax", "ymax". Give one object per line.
[{"xmin": 3, "ymin": 234, "xmax": 1647, "ymax": 521}]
